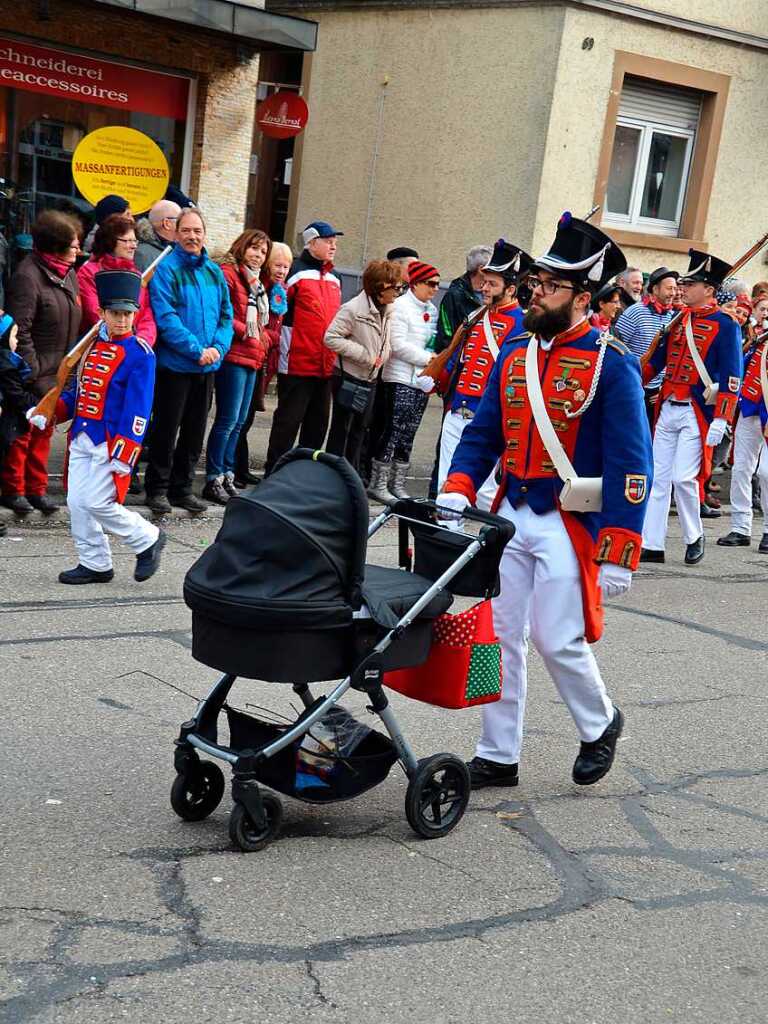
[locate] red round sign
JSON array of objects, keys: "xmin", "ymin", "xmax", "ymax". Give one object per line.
[{"xmin": 256, "ymin": 91, "xmax": 309, "ymax": 139}]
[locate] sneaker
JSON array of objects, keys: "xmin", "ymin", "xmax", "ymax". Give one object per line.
[
  {"xmin": 1, "ymin": 494, "xmax": 33, "ymax": 515},
  {"xmin": 221, "ymin": 475, "xmax": 239, "ymax": 498},
  {"xmin": 59, "ymin": 564, "xmax": 114, "ymax": 585},
  {"xmin": 134, "ymin": 530, "xmax": 166, "ymax": 582},
  {"xmin": 467, "ymin": 756, "xmax": 519, "ymax": 789},
  {"xmin": 201, "ymin": 479, "xmax": 230, "ymax": 505},
  {"xmin": 146, "ymin": 493, "xmax": 172, "ymax": 515},
  {"xmin": 26, "ymin": 493, "xmax": 59, "ymax": 515},
  {"xmin": 170, "ymin": 493, "xmax": 209, "ymax": 514},
  {"xmin": 572, "ymin": 707, "xmax": 624, "ymax": 785}
]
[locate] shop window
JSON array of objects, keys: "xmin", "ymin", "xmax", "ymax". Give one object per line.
[
  {"xmin": 594, "ymin": 53, "xmax": 730, "ymax": 254},
  {"xmin": 18, "ymin": 119, "xmax": 86, "ymax": 217}
]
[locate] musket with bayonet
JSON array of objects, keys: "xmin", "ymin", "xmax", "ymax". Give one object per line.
[
  {"xmin": 640, "ymin": 229, "xmax": 768, "ymax": 370},
  {"xmin": 30, "ymin": 244, "xmax": 173, "ymax": 423}
]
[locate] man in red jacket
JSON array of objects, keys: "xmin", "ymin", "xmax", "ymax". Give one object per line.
[{"xmin": 264, "ymin": 220, "xmax": 343, "ymax": 473}]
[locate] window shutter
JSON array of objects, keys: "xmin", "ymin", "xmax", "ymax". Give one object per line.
[{"xmin": 619, "ymin": 77, "xmax": 701, "ymax": 132}]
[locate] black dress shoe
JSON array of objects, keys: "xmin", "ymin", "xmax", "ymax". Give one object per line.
[
  {"xmin": 684, "ymin": 534, "xmax": 705, "ymax": 565},
  {"xmin": 201, "ymin": 479, "xmax": 229, "ymax": 505},
  {"xmin": 716, "ymin": 531, "xmax": 750, "ymax": 547},
  {"xmin": 759, "ymin": 534, "xmax": 768, "ymax": 554},
  {"xmin": 700, "ymin": 503, "xmax": 721, "ymax": 519},
  {"xmin": 135, "ymin": 530, "xmax": 166, "ymax": 582},
  {"xmin": 639, "ymin": 548, "xmax": 665, "ymax": 563},
  {"xmin": 59, "ymin": 564, "xmax": 114, "ymax": 585},
  {"xmin": 2, "ymin": 494, "xmax": 33, "ymax": 515},
  {"xmin": 234, "ymin": 471, "xmax": 261, "ymax": 487},
  {"xmin": 26, "ymin": 493, "xmax": 59, "ymax": 514},
  {"xmin": 467, "ymin": 756, "xmax": 519, "ymax": 789},
  {"xmin": 146, "ymin": 493, "xmax": 172, "ymax": 515},
  {"xmin": 572, "ymin": 707, "xmax": 624, "ymax": 786},
  {"xmin": 170, "ymin": 493, "xmax": 209, "ymax": 514}
]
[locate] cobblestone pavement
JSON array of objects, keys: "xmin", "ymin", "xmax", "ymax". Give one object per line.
[{"xmin": 1, "ymin": 400, "xmax": 766, "ymax": 1023}]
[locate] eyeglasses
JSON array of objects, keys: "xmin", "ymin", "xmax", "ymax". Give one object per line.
[
  {"xmin": 423, "ymin": 280, "xmax": 440, "ymax": 289},
  {"xmin": 117, "ymin": 237, "xmax": 138, "ymax": 246},
  {"xmin": 527, "ymin": 276, "xmax": 577, "ymax": 296}
]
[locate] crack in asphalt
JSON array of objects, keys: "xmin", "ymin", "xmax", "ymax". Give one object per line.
[{"xmin": 3, "ymin": 765, "xmax": 766, "ymax": 1022}]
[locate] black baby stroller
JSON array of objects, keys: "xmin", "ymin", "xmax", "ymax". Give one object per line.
[{"xmin": 174, "ymin": 449, "xmax": 514, "ymax": 851}]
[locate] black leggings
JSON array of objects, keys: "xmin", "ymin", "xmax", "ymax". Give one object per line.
[{"xmin": 374, "ymin": 382, "xmax": 428, "ymax": 464}]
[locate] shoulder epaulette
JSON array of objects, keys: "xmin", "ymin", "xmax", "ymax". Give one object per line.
[{"xmin": 601, "ymin": 334, "xmax": 629, "ymax": 356}]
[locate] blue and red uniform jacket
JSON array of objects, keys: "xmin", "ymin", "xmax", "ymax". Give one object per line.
[
  {"xmin": 739, "ymin": 339, "xmax": 766, "ymax": 419},
  {"xmin": 444, "ymin": 320, "xmax": 653, "ymax": 642},
  {"xmin": 643, "ymin": 302, "xmax": 742, "ymax": 487},
  {"xmin": 56, "ymin": 329, "xmax": 155, "ymax": 503},
  {"xmin": 440, "ymin": 301, "xmax": 525, "ymax": 414}
]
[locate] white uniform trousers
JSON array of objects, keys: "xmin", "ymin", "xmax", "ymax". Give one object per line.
[
  {"xmin": 729, "ymin": 414, "xmax": 768, "ymax": 536},
  {"xmin": 438, "ymin": 410, "xmax": 498, "ymax": 511},
  {"xmin": 642, "ymin": 400, "xmax": 703, "ymax": 550},
  {"xmin": 67, "ymin": 433, "xmax": 159, "ymax": 572},
  {"xmin": 476, "ymin": 499, "xmax": 613, "ymax": 766}
]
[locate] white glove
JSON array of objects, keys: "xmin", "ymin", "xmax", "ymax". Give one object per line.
[
  {"xmin": 414, "ymin": 375, "xmax": 435, "ymax": 394},
  {"xmin": 109, "ymin": 459, "xmax": 132, "ymax": 476},
  {"xmin": 598, "ymin": 563, "xmax": 632, "ymax": 598},
  {"xmin": 705, "ymin": 418, "xmax": 727, "ymax": 447},
  {"xmin": 435, "ymin": 492, "xmax": 470, "ymax": 530},
  {"xmin": 25, "ymin": 408, "xmax": 47, "ymax": 430}
]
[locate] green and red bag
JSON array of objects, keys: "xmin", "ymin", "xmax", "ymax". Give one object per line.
[{"xmin": 384, "ymin": 600, "xmax": 502, "ymax": 709}]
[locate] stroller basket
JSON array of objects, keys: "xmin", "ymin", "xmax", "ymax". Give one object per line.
[{"xmin": 226, "ymin": 705, "xmax": 398, "ymax": 804}]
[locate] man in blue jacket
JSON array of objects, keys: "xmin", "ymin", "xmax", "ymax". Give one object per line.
[{"xmin": 145, "ymin": 208, "xmax": 233, "ymax": 513}]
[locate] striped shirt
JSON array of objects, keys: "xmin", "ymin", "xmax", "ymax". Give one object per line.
[{"xmin": 614, "ymin": 299, "xmax": 676, "ymax": 389}]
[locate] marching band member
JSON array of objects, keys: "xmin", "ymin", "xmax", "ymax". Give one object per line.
[
  {"xmin": 640, "ymin": 252, "xmax": 742, "ymax": 565},
  {"xmin": 30, "ymin": 269, "xmax": 164, "ymax": 584},
  {"xmin": 438, "ymin": 214, "xmax": 652, "ymax": 789},
  {"xmin": 434, "ymin": 240, "xmax": 532, "ymax": 509}
]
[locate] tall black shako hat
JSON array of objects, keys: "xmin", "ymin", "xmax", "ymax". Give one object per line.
[
  {"xmin": 95, "ymin": 269, "xmax": 141, "ymax": 313},
  {"xmin": 533, "ymin": 211, "xmax": 626, "ymax": 292},
  {"xmin": 483, "ymin": 239, "xmax": 534, "ymax": 284},
  {"xmin": 680, "ymin": 249, "xmax": 731, "ymax": 288}
]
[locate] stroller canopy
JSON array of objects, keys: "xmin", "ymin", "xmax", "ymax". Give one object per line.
[{"xmin": 184, "ymin": 450, "xmax": 370, "ymax": 631}]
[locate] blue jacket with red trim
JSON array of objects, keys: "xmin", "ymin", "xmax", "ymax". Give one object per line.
[
  {"xmin": 445, "ymin": 321, "xmax": 653, "ymax": 570},
  {"xmin": 739, "ymin": 339, "xmax": 766, "ymax": 419},
  {"xmin": 57, "ymin": 329, "xmax": 154, "ymax": 470},
  {"xmin": 442, "ymin": 302, "xmax": 525, "ymax": 414},
  {"xmin": 643, "ymin": 304, "xmax": 742, "ymax": 425}
]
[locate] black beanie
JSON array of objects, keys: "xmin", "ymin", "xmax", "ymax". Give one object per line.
[{"xmin": 94, "ymin": 194, "xmax": 129, "ymax": 224}]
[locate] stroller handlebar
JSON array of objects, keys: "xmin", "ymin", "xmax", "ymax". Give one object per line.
[{"xmin": 389, "ymin": 498, "xmax": 515, "ymax": 546}]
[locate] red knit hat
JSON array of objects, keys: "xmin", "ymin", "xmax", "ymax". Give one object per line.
[{"xmin": 408, "ymin": 260, "xmax": 439, "ymax": 285}]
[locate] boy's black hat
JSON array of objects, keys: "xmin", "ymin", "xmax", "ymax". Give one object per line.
[{"xmin": 95, "ymin": 270, "xmax": 141, "ymax": 312}]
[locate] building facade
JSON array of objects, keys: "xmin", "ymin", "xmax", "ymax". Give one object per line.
[
  {"xmin": 270, "ymin": 0, "xmax": 768, "ymax": 280},
  {"xmin": 0, "ymin": 0, "xmax": 316, "ymax": 251}
]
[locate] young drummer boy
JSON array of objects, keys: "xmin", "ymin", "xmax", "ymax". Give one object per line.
[{"xmin": 31, "ymin": 269, "xmax": 165, "ymax": 583}]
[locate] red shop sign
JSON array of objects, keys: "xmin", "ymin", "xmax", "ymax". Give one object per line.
[
  {"xmin": 256, "ymin": 91, "xmax": 309, "ymax": 139},
  {"xmin": 0, "ymin": 37, "xmax": 190, "ymax": 121}
]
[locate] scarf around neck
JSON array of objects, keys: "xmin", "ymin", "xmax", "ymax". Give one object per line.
[
  {"xmin": 243, "ymin": 264, "xmax": 269, "ymax": 338},
  {"xmin": 35, "ymin": 249, "xmax": 73, "ymax": 279}
]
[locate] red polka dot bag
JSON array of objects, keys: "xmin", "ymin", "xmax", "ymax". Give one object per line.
[{"xmin": 384, "ymin": 600, "xmax": 502, "ymax": 709}]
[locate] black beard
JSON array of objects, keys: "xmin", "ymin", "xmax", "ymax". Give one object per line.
[{"xmin": 523, "ymin": 299, "xmax": 573, "ymax": 339}]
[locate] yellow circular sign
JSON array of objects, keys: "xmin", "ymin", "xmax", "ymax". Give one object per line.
[{"xmin": 72, "ymin": 126, "xmax": 169, "ymax": 214}]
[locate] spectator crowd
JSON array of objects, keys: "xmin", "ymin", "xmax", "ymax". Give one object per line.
[{"xmin": 1, "ymin": 193, "xmax": 768, "ymax": 558}]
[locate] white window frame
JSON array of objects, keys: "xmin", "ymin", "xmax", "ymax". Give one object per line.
[{"xmin": 603, "ymin": 115, "xmax": 696, "ymax": 237}]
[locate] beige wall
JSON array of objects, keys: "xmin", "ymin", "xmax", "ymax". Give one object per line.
[
  {"xmin": 631, "ymin": 0, "xmax": 768, "ymax": 38},
  {"xmin": 533, "ymin": 6, "xmax": 768, "ymax": 277},
  {"xmin": 288, "ymin": 5, "xmax": 565, "ymax": 279},
  {"xmin": 289, "ymin": 1, "xmax": 768, "ymax": 283}
]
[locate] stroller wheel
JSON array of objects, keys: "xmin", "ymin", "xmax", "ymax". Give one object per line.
[
  {"xmin": 405, "ymin": 754, "xmax": 470, "ymax": 839},
  {"xmin": 170, "ymin": 762, "xmax": 225, "ymax": 822},
  {"xmin": 229, "ymin": 794, "xmax": 283, "ymax": 852}
]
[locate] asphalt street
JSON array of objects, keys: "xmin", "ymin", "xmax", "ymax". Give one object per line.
[{"xmin": 1, "ymin": 398, "xmax": 767, "ymax": 1023}]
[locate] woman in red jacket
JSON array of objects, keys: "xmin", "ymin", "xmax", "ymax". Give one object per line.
[
  {"xmin": 203, "ymin": 229, "xmax": 271, "ymax": 503},
  {"xmin": 76, "ymin": 214, "xmax": 156, "ymax": 345}
]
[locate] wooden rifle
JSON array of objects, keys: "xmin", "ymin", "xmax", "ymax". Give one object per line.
[
  {"xmin": 31, "ymin": 245, "xmax": 173, "ymax": 422},
  {"xmin": 421, "ymin": 304, "xmax": 486, "ymax": 386},
  {"xmin": 640, "ymin": 229, "xmax": 768, "ymax": 370}
]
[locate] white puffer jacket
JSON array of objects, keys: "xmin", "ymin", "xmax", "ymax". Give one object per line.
[{"xmin": 382, "ymin": 289, "xmax": 437, "ymax": 386}]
